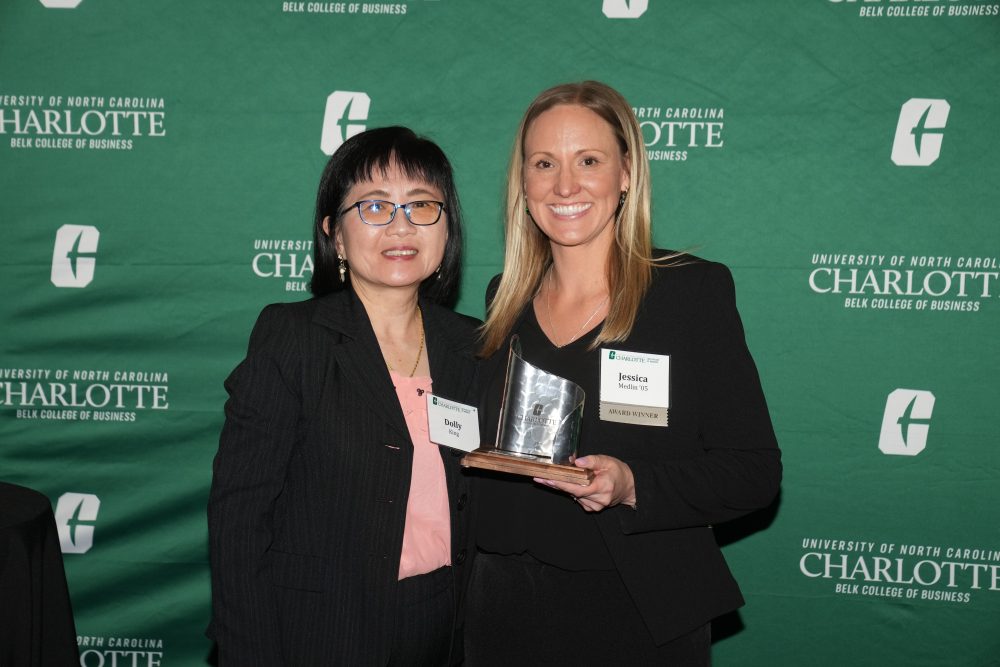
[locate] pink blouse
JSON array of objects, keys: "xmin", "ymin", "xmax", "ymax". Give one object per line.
[{"xmin": 391, "ymin": 372, "xmax": 452, "ymax": 580}]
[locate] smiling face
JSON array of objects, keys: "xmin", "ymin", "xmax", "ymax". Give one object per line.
[
  {"xmin": 327, "ymin": 164, "xmax": 448, "ymax": 299},
  {"xmin": 522, "ymin": 103, "xmax": 630, "ymax": 252}
]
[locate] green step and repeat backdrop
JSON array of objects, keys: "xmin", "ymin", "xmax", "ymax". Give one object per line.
[{"xmin": 2, "ymin": 0, "xmax": 998, "ymax": 664}]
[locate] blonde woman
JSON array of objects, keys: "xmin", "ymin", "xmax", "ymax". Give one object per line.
[{"xmin": 467, "ymin": 82, "xmax": 781, "ymax": 665}]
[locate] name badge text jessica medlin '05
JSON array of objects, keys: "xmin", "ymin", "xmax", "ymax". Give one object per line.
[{"xmin": 599, "ymin": 349, "xmax": 670, "ymax": 427}]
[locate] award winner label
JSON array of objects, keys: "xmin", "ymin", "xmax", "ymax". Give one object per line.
[
  {"xmin": 599, "ymin": 348, "xmax": 670, "ymax": 427},
  {"xmin": 427, "ymin": 394, "xmax": 480, "ymax": 452}
]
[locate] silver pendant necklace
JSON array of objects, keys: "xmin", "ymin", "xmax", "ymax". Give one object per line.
[{"xmin": 544, "ymin": 273, "xmax": 609, "ymax": 348}]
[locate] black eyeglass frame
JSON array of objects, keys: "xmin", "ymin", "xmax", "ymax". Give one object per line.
[{"xmin": 339, "ymin": 199, "xmax": 446, "ymax": 227}]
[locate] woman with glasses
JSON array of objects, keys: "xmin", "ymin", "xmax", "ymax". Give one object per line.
[
  {"xmin": 209, "ymin": 126, "xmax": 478, "ymax": 666},
  {"xmin": 467, "ymin": 82, "xmax": 781, "ymax": 665}
]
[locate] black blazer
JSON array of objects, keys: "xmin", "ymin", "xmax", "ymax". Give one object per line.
[
  {"xmin": 208, "ymin": 289, "xmax": 479, "ymax": 666},
  {"xmin": 479, "ymin": 258, "xmax": 781, "ymax": 644},
  {"xmin": 0, "ymin": 483, "xmax": 79, "ymax": 667}
]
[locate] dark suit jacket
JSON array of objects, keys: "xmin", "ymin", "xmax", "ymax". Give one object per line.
[
  {"xmin": 208, "ymin": 289, "xmax": 479, "ymax": 666},
  {"xmin": 0, "ymin": 482, "xmax": 79, "ymax": 667},
  {"xmin": 479, "ymin": 258, "xmax": 781, "ymax": 644}
]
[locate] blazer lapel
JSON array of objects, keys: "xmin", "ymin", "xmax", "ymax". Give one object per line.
[
  {"xmin": 421, "ymin": 299, "xmax": 476, "ymax": 403},
  {"xmin": 312, "ymin": 291, "xmax": 411, "ymax": 441}
]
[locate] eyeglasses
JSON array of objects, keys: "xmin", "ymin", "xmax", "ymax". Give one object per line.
[{"xmin": 340, "ymin": 199, "xmax": 445, "ymax": 226}]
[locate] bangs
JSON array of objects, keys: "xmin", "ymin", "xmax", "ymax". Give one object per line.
[{"xmin": 347, "ymin": 132, "xmax": 450, "ymax": 195}]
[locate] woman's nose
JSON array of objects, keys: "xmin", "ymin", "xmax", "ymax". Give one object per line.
[
  {"xmin": 554, "ymin": 168, "xmax": 580, "ymax": 198},
  {"xmin": 385, "ymin": 206, "xmax": 417, "ymax": 235}
]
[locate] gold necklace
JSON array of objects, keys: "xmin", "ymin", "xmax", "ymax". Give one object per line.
[
  {"xmin": 385, "ymin": 306, "xmax": 424, "ymax": 377},
  {"xmin": 544, "ymin": 274, "xmax": 608, "ymax": 348}
]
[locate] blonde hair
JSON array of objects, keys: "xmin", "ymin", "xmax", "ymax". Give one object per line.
[{"xmin": 480, "ymin": 80, "xmax": 673, "ymax": 357}]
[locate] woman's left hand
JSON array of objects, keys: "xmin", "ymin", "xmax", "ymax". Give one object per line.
[{"xmin": 534, "ymin": 455, "xmax": 637, "ymax": 512}]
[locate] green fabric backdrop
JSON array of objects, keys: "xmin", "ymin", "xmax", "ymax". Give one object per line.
[{"xmin": 2, "ymin": 0, "xmax": 998, "ymax": 664}]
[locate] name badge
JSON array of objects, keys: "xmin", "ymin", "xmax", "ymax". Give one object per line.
[
  {"xmin": 426, "ymin": 394, "xmax": 480, "ymax": 452},
  {"xmin": 599, "ymin": 348, "xmax": 670, "ymax": 427}
]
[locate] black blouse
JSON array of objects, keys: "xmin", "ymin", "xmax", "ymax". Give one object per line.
[{"xmin": 474, "ymin": 304, "xmax": 615, "ymax": 571}]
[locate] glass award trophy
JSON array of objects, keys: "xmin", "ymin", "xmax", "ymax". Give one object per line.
[{"xmin": 462, "ymin": 337, "xmax": 592, "ymax": 485}]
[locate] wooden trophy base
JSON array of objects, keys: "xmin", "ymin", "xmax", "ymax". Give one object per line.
[{"xmin": 460, "ymin": 448, "xmax": 593, "ymax": 486}]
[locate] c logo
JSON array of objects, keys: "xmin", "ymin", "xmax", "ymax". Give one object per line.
[
  {"xmin": 55, "ymin": 492, "xmax": 101, "ymax": 554},
  {"xmin": 51, "ymin": 224, "xmax": 100, "ymax": 288},
  {"xmin": 878, "ymin": 389, "xmax": 935, "ymax": 456},
  {"xmin": 38, "ymin": 0, "xmax": 85, "ymax": 8},
  {"xmin": 602, "ymin": 0, "xmax": 648, "ymax": 19},
  {"xmin": 891, "ymin": 99, "xmax": 949, "ymax": 167},
  {"xmin": 320, "ymin": 91, "xmax": 371, "ymax": 155}
]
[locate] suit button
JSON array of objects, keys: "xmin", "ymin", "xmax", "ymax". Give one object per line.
[
  {"xmin": 455, "ymin": 549, "xmax": 467, "ymax": 565},
  {"xmin": 457, "ymin": 493, "xmax": 468, "ymax": 511}
]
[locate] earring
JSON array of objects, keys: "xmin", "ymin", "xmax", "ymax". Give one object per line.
[
  {"xmin": 435, "ymin": 264, "xmax": 442, "ymax": 279},
  {"xmin": 338, "ymin": 255, "xmax": 347, "ymax": 283},
  {"xmin": 619, "ymin": 190, "xmax": 628, "ymax": 207}
]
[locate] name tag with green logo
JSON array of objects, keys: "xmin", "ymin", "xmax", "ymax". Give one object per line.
[
  {"xmin": 427, "ymin": 394, "xmax": 480, "ymax": 451},
  {"xmin": 599, "ymin": 348, "xmax": 670, "ymax": 427}
]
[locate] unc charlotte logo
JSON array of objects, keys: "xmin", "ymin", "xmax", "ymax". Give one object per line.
[
  {"xmin": 55, "ymin": 492, "xmax": 101, "ymax": 554},
  {"xmin": 879, "ymin": 389, "xmax": 935, "ymax": 456},
  {"xmin": 51, "ymin": 224, "xmax": 100, "ymax": 288},
  {"xmin": 321, "ymin": 91, "xmax": 370, "ymax": 155},
  {"xmin": 603, "ymin": 0, "xmax": 648, "ymax": 18},
  {"xmin": 891, "ymin": 98, "xmax": 949, "ymax": 167}
]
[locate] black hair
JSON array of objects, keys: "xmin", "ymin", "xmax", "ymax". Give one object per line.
[{"xmin": 311, "ymin": 126, "xmax": 463, "ymax": 305}]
